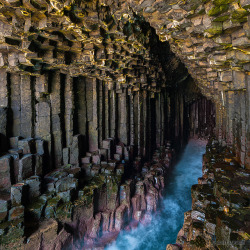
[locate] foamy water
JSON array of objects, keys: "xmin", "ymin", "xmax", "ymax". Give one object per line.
[{"xmin": 106, "ymin": 139, "xmax": 207, "ymax": 250}]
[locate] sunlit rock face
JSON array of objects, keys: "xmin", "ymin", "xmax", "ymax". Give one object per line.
[{"xmin": 0, "ymin": 0, "xmax": 249, "ymax": 249}]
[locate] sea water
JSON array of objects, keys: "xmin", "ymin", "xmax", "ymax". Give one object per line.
[{"xmin": 106, "ymin": 139, "xmax": 207, "ymax": 250}]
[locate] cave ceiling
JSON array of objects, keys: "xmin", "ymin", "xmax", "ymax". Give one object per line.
[
  {"xmin": 0, "ymin": 0, "xmax": 191, "ymax": 97},
  {"xmin": 0, "ymin": 0, "xmax": 249, "ymax": 103}
]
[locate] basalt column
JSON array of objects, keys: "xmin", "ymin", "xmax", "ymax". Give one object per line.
[
  {"xmin": 188, "ymin": 97, "xmax": 216, "ymax": 138},
  {"xmin": 128, "ymin": 0, "xmax": 250, "ymax": 168},
  {"xmin": 0, "ymin": 0, "xmax": 248, "ymax": 249}
]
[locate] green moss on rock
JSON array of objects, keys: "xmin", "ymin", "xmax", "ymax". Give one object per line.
[
  {"xmin": 56, "ymin": 202, "xmax": 73, "ymax": 221},
  {"xmin": 232, "ymin": 16, "xmax": 248, "ymax": 23},
  {"xmin": 213, "ymin": 0, "xmax": 234, "ymax": 5},
  {"xmin": 213, "ymin": 14, "xmax": 230, "ymax": 22},
  {"xmin": 232, "ymin": 8, "xmax": 249, "ymax": 20},
  {"xmin": 0, "ymin": 219, "xmax": 24, "ymax": 246},
  {"xmin": 206, "ymin": 22, "xmax": 223, "ymax": 35},
  {"xmin": 208, "ymin": 5, "xmax": 229, "ymax": 16},
  {"xmin": 44, "ymin": 196, "xmax": 61, "ymax": 218}
]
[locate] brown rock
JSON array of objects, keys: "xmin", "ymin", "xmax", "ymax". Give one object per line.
[
  {"xmin": 88, "ymin": 213, "xmax": 101, "ymax": 238},
  {"xmin": 115, "ymin": 204, "xmax": 128, "ymax": 231},
  {"xmin": 8, "ymin": 205, "xmax": 24, "ymax": 220},
  {"xmin": 166, "ymin": 244, "xmax": 181, "ymax": 250},
  {"xmin": 101, "ymin": 211, "xmax": 111, "ymax": 232}
]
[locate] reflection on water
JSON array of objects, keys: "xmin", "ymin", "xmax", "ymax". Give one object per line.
[{"xmin": 106, "ymin": 139, "xmax": 207, "ymax": 250}]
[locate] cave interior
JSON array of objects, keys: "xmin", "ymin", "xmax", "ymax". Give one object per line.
[{"xmin": 0, "ymin": 0, "xmax": 249, "ymax": 249}]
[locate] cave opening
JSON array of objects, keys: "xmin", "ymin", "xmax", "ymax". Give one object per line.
[{"xmin": 0, "ymin": 0, "xmax": 249, "ymax": 249}]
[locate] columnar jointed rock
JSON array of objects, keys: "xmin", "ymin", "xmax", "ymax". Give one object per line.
[
  {"xmin": 128, "ymin": 0, "xmax": 250, "ymax": 168},
  {"xmin": 0, "ymin": 155, "xmax": 12, "ymax": 192},
  {"xmin": 168, "ymin": 139, "xmax": 250, "ymax": 249},
  {"xmin": 0, "ymin": 108, "xmax": 7, "ymax": 152},
  {"xmin": 0, "ymin": 0, "xmax": 209, "ymax": 172},
  {"xmin": 0, "ymin": 0, "xmax": 249, "ymax": 249},
  {"xmin": 0, "ymin": 134, "xmax": 175, "ymax": 249}
]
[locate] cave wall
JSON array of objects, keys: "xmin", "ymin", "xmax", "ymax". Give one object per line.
[
  {"xmin": 126, "ymin": 0, "xmax": 250, "ymax": 168},
  {"xmin": 0, "ymin": 0, "xmax": 214, "ymax": 192},
  {"xmin": 0, "ymin": 70, "xmax": 173, "ymax": 167},
  {"xmin": 0, "ymin": 10, "xmax": 212, "ymax": 245},
  {"xmin": 1, "ymin": 0, "xmax": 248, "ymax": 169},
  {"xmin": 0, "ymin": 0, "xmax": 247, "ymax": 248},
  {"xmin": 0, "ymin": 1, "xmax": 163, "ymax": 165},
  {"xmin": 0, "ymin": 0, "xmax": 218, "ymax": 169}
]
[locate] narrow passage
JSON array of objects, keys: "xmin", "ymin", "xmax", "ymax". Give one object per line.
[{"xmin": 106, "ymin": 139, "xmax": 207, "ymax": 250}]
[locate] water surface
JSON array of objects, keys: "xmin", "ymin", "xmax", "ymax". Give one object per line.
[{"xmin": 106, "ymin": 139, "xmax": 207, "ymax": 250}]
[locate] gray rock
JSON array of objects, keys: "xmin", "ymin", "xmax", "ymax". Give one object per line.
[
  {"xmin": 25, "ymin": 176, "xmax": 41, "ymax": 199},
  {"xmin": 35, "ymin": 139, "xmax": 45, "ymax": 155},
  {"xmin": 0, "ymin": 107, "xmax": 7, "ymax": 136},
  {"xmin": 34, "ymin": 154, "xmax": 43, "ymax": 176},
  {"xmin": 55, "ymin": 177, "xmax": 78, "ymax": 193},
  {"xmin": 63, "ymin": 147, "xmax": 70, "ymax": 165},
  {"xmin": 0, "ymin": 155, "xmax": 12, "ymax": 192},
  {"xmin": 70, "ymin": 135, "xmax": 82, "ymax": 165},
  {"xmin": 11, "ymin": 183, "xmax": 28, "ymax": 206},
  {"xmin": 18, "ymin": 138, "xmax": 36, "ymax": 154},
  {"xmin": 18, "ymin": 154, "xmax": 33, "ymax": 181},
  {"xmin": 9, "ymin": 136, "xmax": 21, "ymax": 149}
]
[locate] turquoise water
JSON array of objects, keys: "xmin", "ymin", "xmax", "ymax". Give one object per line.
[{"xmin": 106, "ymin": 139, "xmax": 207, "ymax": 250}]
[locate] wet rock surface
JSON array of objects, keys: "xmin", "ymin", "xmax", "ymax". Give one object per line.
[
  {"xmin": 0, "ymin": 137, "xmax": 174, "ymax": 249},
  {"xmin": 169, "ymin": 138, "xmax": 250, "ymax": 249}
]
